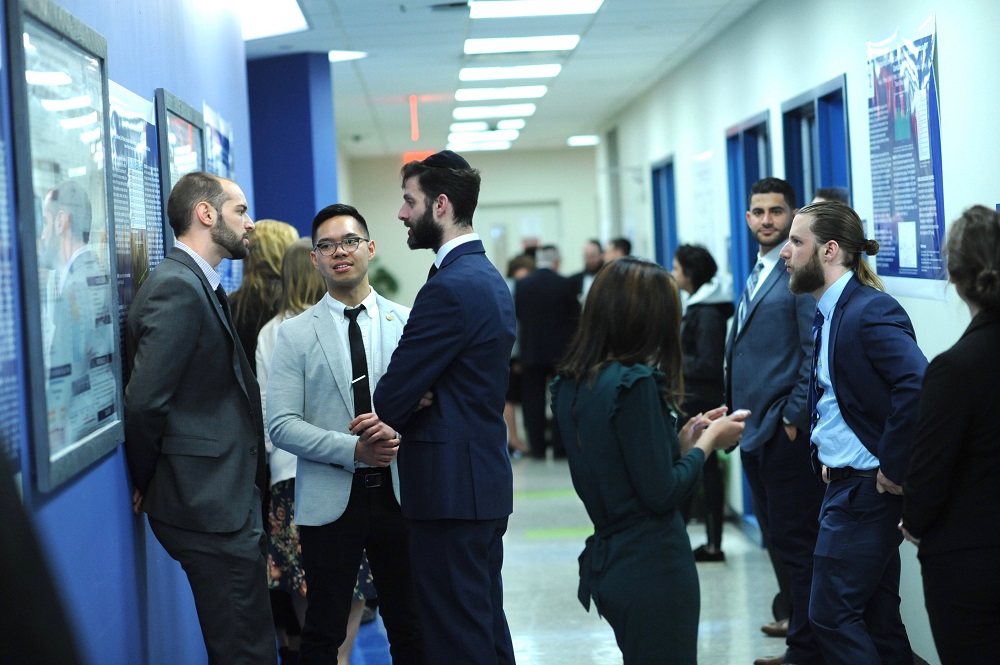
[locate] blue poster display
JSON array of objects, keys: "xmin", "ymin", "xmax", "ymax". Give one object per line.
[
  {"xmin": 204, "ymin": 102, "xmax": 242, "ymax": 292},
  {"xmin": 866, "ymin": 15, "xmax": 946, "ymax": 300}
]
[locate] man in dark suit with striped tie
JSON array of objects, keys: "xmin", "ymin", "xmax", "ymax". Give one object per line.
[
  {"xmin": 125, "ymin": 172, "xmax": 275, "ymax": 664},
  {"xmin": 725, "ymin": 177, "xmax": 826, "ymax": 665}
]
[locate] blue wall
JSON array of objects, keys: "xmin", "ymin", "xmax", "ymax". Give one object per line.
[{"xmin": 14, "ymin": 1, "xmax": 256, "ymax": 663}]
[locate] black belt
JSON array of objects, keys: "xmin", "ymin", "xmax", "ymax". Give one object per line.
[
  {"xmin": 827, "ymin": 466, "xmax": 878, "ymax": 481},
  {"xmin": 354, "ymin": 467, "xmax": 390, "ymax": 488}
]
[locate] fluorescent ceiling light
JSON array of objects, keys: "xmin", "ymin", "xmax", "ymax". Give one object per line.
[
  {"xmin": 567, "ymin": 135, "xmax": 600, "ymax": 146},
  {"xmin": 59, "ymin": 112, "xmax": 97, "ymax": 130},
  {"xmin": 450, "ymin": 122, "xmax": 490, "ymax": 132},
  {"xmin": 446, "ymin": 141, "xmax": 512, "ymax": 152},
  {"xmin": 497, "ymin": 119, "xmax": 526, "ymax": 130},
  {"xmin": 448, "ymin": 130, "xmax": 520, "ymax": 143},
  {"xmin": 455, "ymin": 86, "xmax": 547, "ymax": 102},
  {"xmin": 453, "ymin": 104, "xmax": 537, "ymax": 120},
  {"xmin": 470, "ymin": 0, "xmax": 604, "ymax": 19},
  {"xmin": 39, "ymin": 95, "xmax": 92, "ymax": 112},
  {"xmin": 329, "ymin": 50, "xmax": 367, "ymax": 63},
  {"xmin": 460, "ymin": 64, "xmax": 562, "ymax": 81},
  {"xmin": 240, "ymin": 0, "xmax": 308, "ymax": 41},
  {"xmin": 464, "ymin": 35, "xmax": 579, "ymax": 55}
]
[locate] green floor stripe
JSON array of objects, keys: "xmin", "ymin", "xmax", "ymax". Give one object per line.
[
  {"xmin": 513, "ymin": 488, "xmax": 578, "ymax": 500},
  {"xmin": 523, "ymin": 526, "xmax": 594, "ymax": 540}
]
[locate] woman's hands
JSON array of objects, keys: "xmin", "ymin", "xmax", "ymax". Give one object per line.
[{"xmin": 680, "ymin": 406, "xmax": 749, "ymax": 455}]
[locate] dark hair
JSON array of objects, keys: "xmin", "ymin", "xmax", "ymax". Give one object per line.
[
  {"xmin": 945, "ymin": 205, "xmax": 1000, "ymax": 311},
  {"xmin": 167, "ymin": 172, "xmax": 231, "ymax": 237},
  {"xmin": 814, "ymin": 186, "xmax": 850, "ymax": 204},
  {"xmin": 278, "ymin": 238, "xmax": 327, "ymax": 315},
  {"xmin": 401, "ymin": 158, "xmax": 481, "ymax": 227},
  {"xmin": 558, "ymin": 257, "xmax": 683, "ymax": 406},
  {"xmin": 608, "ymin": 237, "xmax": 632, "ymax": 256},
  {"xmin": 47, "ymin": 179, "xmax": 92, "ymax": 241},
  {"xmin": 506, "ymin": 253, "xmax": 535, "ymax": 278},
  {"xmin": 586, "ymin": 239, "xmax": 603, "ymax": 252},
  {"xmin": 673, "ymin": 244, "xmax": 718, "ymax": 293},
  {"xmin": 311, "ymin": 203, "xmax": 370, "ymax": 243},
  {"xmin": 749, "ymin": 177, "xmax": 797, "ymax": 210},
  {"xmin": 797, "ymin": 201, "xmax": 883, "ymax": 291}
]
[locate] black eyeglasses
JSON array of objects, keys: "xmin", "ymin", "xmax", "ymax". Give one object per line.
[{"xmin": 314, "ymin": 237, "xmax": 370, "ymax": 256}]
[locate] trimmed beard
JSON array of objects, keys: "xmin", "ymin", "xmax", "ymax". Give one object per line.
[
  {"xmin": 407, "ymin": 204, "xmax": 444, "ymax": 251},
  {"xmin": 212, "ymin": 216, "xmax": 249, "ymax": 260},
  {"xmin": 788, "ymin": 248, "xmax": 825, "ymax": 295}
]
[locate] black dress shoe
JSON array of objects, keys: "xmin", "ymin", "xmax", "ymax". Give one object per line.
[
  {"xmin": 693, "ymin": 544, "xmax": 726, "ymax": 562},
  {"xmin": 761, "ymin": 618, "xmax": 789, "ymax": 637}
]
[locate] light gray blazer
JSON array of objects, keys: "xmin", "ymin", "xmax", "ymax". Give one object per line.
[{"xmin": 267, "ymin": 294, "xmax": 409, "ymax": 527}]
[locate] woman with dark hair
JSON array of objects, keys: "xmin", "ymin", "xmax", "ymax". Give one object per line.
[
  {"xmin": 672, "ymin": 244, "xmax": 734, "ymax": 562},
  {"xmin": 901, "ymin": 205, "xmax": 1000, "ymax": 664},
  {"xmin": 551, "ymin": 257, "xmax": 748, "ymax": 664}
]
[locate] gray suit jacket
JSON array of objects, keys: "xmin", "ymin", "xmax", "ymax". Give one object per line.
[
  {"xmin": 267, "ymin": 293, "xmax": 409, "ymax": 527},
  {"xmin": 725, "ymin": 257, "xmax": 814, "ymax": 453},
  {"xmin": 124, "ymin": 248, "xmax": 264, "ymax": 533}
]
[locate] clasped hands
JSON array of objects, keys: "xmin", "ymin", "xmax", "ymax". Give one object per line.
[{"xmin": 349, "ymin": 391, "xmax": 433, "ymax": 467}]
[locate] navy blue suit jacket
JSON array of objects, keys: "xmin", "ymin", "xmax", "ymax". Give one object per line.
[
  {"xmin": 374, "ymin": 239, "xmax": 516, "ymax": 521},
  {"xmin": 822, "ymin": 276, "xmax": 927, "ymax": 483}
]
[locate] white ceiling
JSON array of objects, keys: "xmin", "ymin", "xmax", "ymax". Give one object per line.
[{"xmin": 244, "ymin": 0, "xmax": 762, "ymax": 158}]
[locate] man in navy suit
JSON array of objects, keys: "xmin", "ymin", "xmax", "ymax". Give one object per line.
[
  {"xmin": 726, "ymin": 178, "xmax": 826, "ymax": 665},
  {"xmin": 780, "ymin": 200, "xmax": 926, "ymax": 665},
  {"xmin": 374, "ymin": 150, "xmax": 517, "ymax": 665}
]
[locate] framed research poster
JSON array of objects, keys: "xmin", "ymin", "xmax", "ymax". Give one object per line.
[
  {"xmin": 6, "ymin": 0, "xmax": 124, "ymax": 491},
  {"xmin": 154, "ymin": 87, "xmax": 204, "ymax": 246}
]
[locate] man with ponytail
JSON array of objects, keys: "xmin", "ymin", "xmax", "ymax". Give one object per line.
[{"xmin": 779, "ymin": 201, "xmax": 927, "ymax": 665}]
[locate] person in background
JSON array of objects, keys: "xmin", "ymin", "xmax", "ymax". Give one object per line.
[
  {"xmin": 230, "ymin": 219, "xmax": 299, "ymax": 372},
  {"xmin": 515, "ymin": 244, "xmax": 580, "ymax": 460},
  {"xmin": 568, "ymin": 239, "xmax": 603, "ymax": 303},
  {"xmin": 256, "ymin": 238, "xmax": 324, "ymax": 664},
  {"xmin": 811, "ymin": 187, "xmax": 850, "ymax": 205},
  {"xmin": 124, "ymin": 171, "xmax": 275, "ymax": 664},
  {"xmin": 551, "ymin": 257, "xmax": 748, "ymax": 664},
  {"xmin": 374, "ymin": 150, "xmax": 516, "ymax": 664},
  {"xmin": 672, "ymin": 244, "xmax": 733, "ymax": 562},
  {"xmin": 727, "ymin": 177, "xmax": 823, "ymax": 665},
  {"xmin": 603, "ymin": 236, "xmax": 631, "ymax": 262},
  {"xmin": 901, "ymin": 205, "xmax": 1000, "ymax": 664},
  {"xmin": 780, "ymin": 200, "xmax": 925, "ymax": 665},
  {"xmin": 504, "ymin": 253, "xmax": 536, "ymax": 456}
]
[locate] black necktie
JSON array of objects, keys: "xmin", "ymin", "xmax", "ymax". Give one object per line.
[
  {"xmin": 344, "ymin": 306, "xmax": 371, "ymax": 416},
  {"xmin": 809, "ymin": 308, "xmax": 825, "ymax": 434},
  {"xmin": 427, "ymin": 263, "xmax": 439, "ymax": 280}
]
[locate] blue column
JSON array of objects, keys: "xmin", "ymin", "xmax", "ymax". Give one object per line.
[{"xmin": 247, "ymin": 53, "xmax": 338, "ymax": 238}]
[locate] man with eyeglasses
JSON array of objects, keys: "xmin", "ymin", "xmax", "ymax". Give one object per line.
[{"xmin": 267, "ymin": 203, "xmax": 426, "ymax": 664}]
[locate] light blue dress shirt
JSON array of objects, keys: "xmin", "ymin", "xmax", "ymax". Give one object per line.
[{"xmin": 812, "ymin": 271, "xmax": 880, "ymax": 470}]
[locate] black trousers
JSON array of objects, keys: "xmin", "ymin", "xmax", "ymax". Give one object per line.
[
  {"xmin": 149, "ymin": 488, "xmax": 276, "ymax": 665},
  {"xmin": 298, "ymin": 468, "xmax": 425, "ymax": 665},
  {"xmin": 522, "ymin": 364, "xmax": 564, "ymax": 458}
]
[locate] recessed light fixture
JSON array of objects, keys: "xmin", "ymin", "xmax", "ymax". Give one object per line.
[
  {"xmin": 567, "ymin": 135, "xmax": 600, "ymax": 146},
  {"xmin": 446, "ymin": 141, "xmax": 513, "ymax": 152},
  {"xmin": 453, "ymin": 104, "xmax": 537, "ymax": 120},
  {"xmin": 450, "ymin": 121, "xmax": 491, "ymax": 132},
  {"xmin": 455, "ymin": 85, "xmax": 547, "ymax": 102},
  {"xmin": 448, "ymin": 130, "xmax": 520, "ymax": 143},
  {"xmin": 496, "ymin": 119, "xmax": 526, "ymax": 130},
  {"xmin": 240, "ymin": 0, "xmax": 308, "ymax": 41},
  {"xmin": 459, "ymin": 64, "xmax": 562, "ymax": 81},
  {"xmin": 470, "ymin": 0, "xmax": 604, "ymax": 19},
  {"xmin": 328, "ymin": 50, "xmax": 367, "ymax": 63},
  {"xmin": 464, "ymin": 35, "xmax": 579, "ymax": 55}
]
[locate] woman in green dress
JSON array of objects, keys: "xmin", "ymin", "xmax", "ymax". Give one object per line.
[{"xmin": 552, "ymin": 257, "xmax": 748, "ymax": 664}]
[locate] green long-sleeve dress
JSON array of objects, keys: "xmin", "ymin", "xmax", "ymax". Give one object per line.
[{"xmin": 552, "ymin": 362, "xmax": 704, "ymax": 664}]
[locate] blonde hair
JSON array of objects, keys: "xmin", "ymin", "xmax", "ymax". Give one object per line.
[
  {"xmin": 279, "ymin": 238, "xmax": 327, "ymax": 315},
  {"xmin": 232, "ymin": 219, "xmax": 299, "ymax": 323}
]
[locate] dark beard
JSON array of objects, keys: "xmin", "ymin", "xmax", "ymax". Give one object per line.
[
  {"xmin": 788, "ymin": 250, "xmax": 824, "ymax": 295},
  {"xmin": 407, "ymin": 206, "xmax": 443, "ymax": 250},
  {"xmin": 212, "ymin": 217, "xmax": 249, "ymax": 259}
]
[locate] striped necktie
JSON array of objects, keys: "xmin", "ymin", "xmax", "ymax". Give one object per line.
[{"xmin": 737, "ymin": 261, "xmax": 764, "ymax": 332}]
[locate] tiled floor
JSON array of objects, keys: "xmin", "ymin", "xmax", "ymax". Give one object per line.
[{"xmin": 352, "ymin": 456, "xmax": 783, "ymax": 664}]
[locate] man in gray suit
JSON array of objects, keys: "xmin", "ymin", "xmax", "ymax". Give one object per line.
[
  {"xmin": 726, "ymin": 177, "xmax": 826, "ymax": 665},
  {"xmin": 267, "ymin": 204, "xmax": 425, "ymax": 664},
  {"xmin": 125, "ymin": 172, "xmax": 275, "ymax": 664}
]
